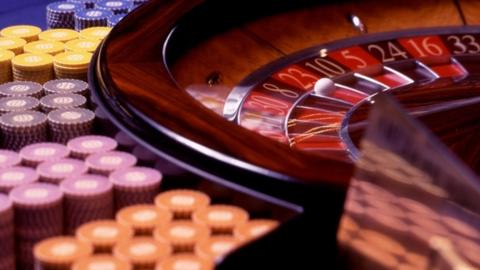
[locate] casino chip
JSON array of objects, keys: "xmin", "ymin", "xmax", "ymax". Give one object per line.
[
  {"xmin": 36, "ymin": 158, "xmax": 88, "ymax": 184},
  {"xmin": 76, "ymin": 220, "xmax": 133, "ymax": 253},
  {"xmin": 79, "ymin": 26, "xmax": 112, "ymax": 40},
  {"xmin": 19, "ymin": 142, "xmax": 70, "ymax": 167},
  {"xmin": 72, "ymin": 255, "xmax": 131, "ymax": 270},
  {"xmin": 40, "ymin": 93, "xmax": 87, "ymax": 112},
  {"xmin": 113, "ymin": 237, "xmax": 171, "ymax": 269},
  {"xmin": 0, "ymin": 149, "xmax": 21, "ymax": 168},
  {"xmin": 39, "ymin": 28, "xmax": 79, "ymax": 43},
  {"xmin": 0, "ymin": 37, "xmax": 26, "ymax": 55},
  {"xmin": 46, "ymin": 1, "xmax": 82, "ymax": 29},
  {"xmin": 60, "ymin": 174, "xmax": 114, "ymax": 234},
  {"xmin": 153, "ymin": 221, "xmax": 210, "ymax": 252},
  {"xmin": 74, "ymin": 9, "xmax": 113, "ymax": 31},
  {"xmin": 47, "ymin": 107, "xmax": 95, "ymax": 143},
  {"xmin": 156, "ymin": 255, "xmax": 214, "ymax": 270},
  {"xmin": 0, "ymin": 110, "xmax": 48, "ymax": 150},
  {"xmin": 68, "ymin": 0, "xmax": 99, "ymax": 9},
  {"xmin": 85, "ymin": 150, "xmax": 137, "ymax": 176},
  {"xmin": 0, "ymin": 96, "xmax": 40, "ymax": 115},
  {"xmin": 0, "ymin": 50, "xmax": 14, "ymax": 83},
  {"xmin": 34, "ymin": 236, "xmax": 93, "ymax": 269},
  {"xmin": 0, "ymin": 25, "xmax": 41, "ymax": 42},
  {"xmin": 127, "ymin": 0, "xmax": 149, "ymax": 7},
  {"xmin": 0, "ymin": 81, "xmax": 43, "ymax": 98},
  {"xmin": 0, "ymin": 166, "xmax": 39, "ymax": 193},
  {"xmin": 195, "ymin": 236, "xmax": 241, "ymax": 261},
  {"xmin": 0, "ymin": 193, "xmax": 15, "ymax": 269},
  {"xmin": 53, "ymin": 51, "xmax": 92, "ymax": 81},
  {"xmin": 12, "ymin": 53, "xmax": 54, "ymax": 84},
  {"xmin": 67, "ymin": 135, "xmax": 118, "ymax": 159},
  {"xmin": 108, "ymin": 13, "xmax": 125, "ymax": 27},
  {"xmin": 192, "ymin": 205, "xmax": 249, "ymax": 234},
  {"xmin": 65, "ymin": 38, "xmax": 101, "ymax": 53},
  {"xmin": 154, "ymin": 189, "xmax": 211, "ymax": 219},
  {"xmin": 9, "ymin": 183, "xmax": 63, "ymax": 269},
  {"xmin": 116, "ymin": 205, "xmax": 172, "ymax": 235},
  {"xmin": 43, "ymin": 78, "xmax": 89, "ymax": 96},
  {"xmin": 23, "ymin": 40, "xmax": 65, "ymax": 56},
  {"xmin": 96, "ymin": 0, "xmax": 133, "ymax": 15}
]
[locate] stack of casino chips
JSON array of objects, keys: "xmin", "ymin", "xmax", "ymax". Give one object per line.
[
  {"xmin": 34, "ymin": 236, "xmax": 93, "ymax": 270},
  {"xmin": 76, "ymin": 220, "xmax": 133, "ymax": 253},
  {"xmin": 66, "ymin": 38, "xmax": 101, "ymax": 53},
  {"xmin": 47, "ymin": 107, "xmax": 95, "ymax": 143},
  {"xmin": 96, "ymin": 0, "xmax": 133, "ymax": 15},
  {"xmin": 107, "ymin": 14, "xmax": 125, "ymax": 27},
  {"xmin": 0, "ymin": 81, "xmax": 44, "ymax": 99},
  {"xmin": 73, "ymin": 255, "xmax": 131, "ymax": 270},
  {"xmin": 116, "ymin": 204, "xmax": 172, "ymax": 235},
  {"xmin": 67, "ymin": 135, "xmax": 118, "ymax": 159},
  {"xmin": 0, "ymin": 96, "xmax": 40, "ymax": 115},
  {"xmin": 85, "ymin": 150, "xmax": 137, "ymax": 176},
  {"xmin": 54, "ymin": 51, "xmax": 92, "ymax": 81},
  {"xmin": 40, "ymin": 93, "xmax": 87, "ymax": 112},
  {"xmin": 114, "ymin": 237, "xmax": 171, "ymax": 269},
  {"xmin": 68, "ymin": 0, "xmax": 99, "ymax": 9},
  {"xmin": 0, "ymin": 110, "xmax": 48, "ymax": 150},
  {"xmin": 0, "ymin": 25, "xmax": 41, "ymax": 43},
  {"xmin": 0, "ymin": 50, "xmax": 14, "ymax": 83},
  {"xmin": 0, "ymin": 150, "xmax": 21, "ymax": 169},
  {"xmin": 0, "ymin": 194, "xmax": 15, "ymax": 270},
  {"xmin": 43, "ymin": 78, "xmax": 89, "ymax": 97},
  {"xmin": 193, "ymin": 205, "xmax": 249, "ymax": 234},
  {"xmin": 39, "ymin": 29, "xmax": 79, "ymax": 43},
  {"xmin": 153, "ymin": 221, "xmax": 210, "ymax": 253},
  {"xmin": 110, "ymin": 166, "xmax": 162, "ymax": 209},
  {"xmin": 0, "ymin": 37, "xmax": 26, "ymax": 55},
  {"xmin": 23, "ymin": 40, "xmax": 65, "ymax": 56},
  {"xmin": 128, "ymin": 0, "xmax": 149, "ymax": 7},
  {"xmin": 79, "ymin": 26, "xmax": 111, "ymax": 40},
  {"xmin": 158, "ymin": 255, "xmax": 214, "ymax": 270},
  {"xmin": 0, "ymin": 166, "xmax": 39, "ymax": 193},
  {"xmin": 154, "ymin": 189, "xmax": 211, "ymax": 219},
  {"xmin": 46, "ymin": 1, "xmax": 82, "ymax": 29},
  {"xmin": 60, "ymin": 174, "xmax": 114, "ymax": 234},
  {"xmin": 19, "ymin": 142, "xmax": 70, "ymax": 167},
  {"xmin": 36, "ymin": 158, "xmax": 87, "ymax": 183},
  {"xmin": 12, "ymin": 53, "xmax": 55, "ymax": 83},
  {"xmin": 9, "ymin": 183, "xmax": 63, "ymax": 270},
  {"xmin": 74, "ymin": 9, "xmax": 113, "ymax": 31}
]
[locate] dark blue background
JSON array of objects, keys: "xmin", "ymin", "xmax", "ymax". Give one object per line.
[{"xmin": 0, "ymin": 0, "xmax": 57, "ymax": 29}]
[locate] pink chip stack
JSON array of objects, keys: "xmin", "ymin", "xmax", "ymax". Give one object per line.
[
  {"xmin": 36, "ymin": 158, "xmax": 87, "ymax": 184},
  {"xmin": 67, "ymin": 135, "xmax": 117, "ymax": 159},
  {"xmin": 0, "ymin": 150, "xmax": 21, "ymax": 169},
  {"xmin": 109, "ymin": 166, "xmax": 162, "ymax": 210},
  {"xmin": 60, "ymin": 174, "xmax": 114, "ymax": 234},
  {"xmin": 85, "ymin": 150, "xmax": 137, "ymax": 176},
  {"xmin": 0, "ymin": 166, "xmax": 38, "ymax": 193},
  {"xmin": 9, "ymin": 183, "xmax": 63, "ymax": 270},
  {"xmin": 0, "ymin": 194, "xmax": 14, "ymax": 270},
  {"xmin": 19, "ymin": 142, "xmax": 70, "ymax": 167}
]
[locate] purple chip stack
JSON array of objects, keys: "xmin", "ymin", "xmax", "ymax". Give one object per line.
[
  {"xmin": 39, "ymin": 93, "xmax": 87, "ymax": 112},
  {"xmin": 0, "ymin": 81, "xmax": 44, "ymax": 99},
  {"xmin": 0, "ymin": 110, "xmax": 48, "ymax": 151},
  {"xmin": 60, "ymin": 174, "xmax": 114, "ymax": 234},
  {"xmin": 109, "ymin": 166, "xmax": 162, "ymax": 210},
  {"xmin": 0, "ymin": 96, "xmax": 40, "ymax": 115},
  {"xmin": 43, "ymin": 79, "xmax": 89, "ymax": 97},
  {"xmin": 9, "ymin": 183, "xmax": 63, "ymax": 270},
  {"xmin": 0, "ymin": 166, "xmax": 38, "ymax": 194},
  {"xmin": 19, "ymin": 142, "xmax": 70, "ymax": 167},
  {"xmin": 67, "ymin": 135, "xmax": 117, "ymax": 159},
  {"xmin": 47, "ymin": 107, "xmax": 95, "ymax": 143},
  {"xmin": 0, "ymin": 194, "xmax": 15, "ymax": 270},
  {"xmin": 0, "ymin": 150, "xmax": 21, "ymax": 169},
  {"xmin": 85, "ymin": 150, "xmax": 137, "ymax": 176},
  {"xmin": 36, "ymin": 158, "xmax": 87, "ymax": 184}
]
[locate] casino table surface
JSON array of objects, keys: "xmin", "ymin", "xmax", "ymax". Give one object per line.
[{"xmin": 0, "ymin": 0, "xmax": 57, "ymax": 29}]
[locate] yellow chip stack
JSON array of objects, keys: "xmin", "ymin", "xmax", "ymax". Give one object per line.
[
  {"xmin": 65, "ymin": 39, "xmax": 100, "ymax": 53},
  {"xmin": 12, "ymin": 53, "xmax": 54, "ymax": 83},
  {"xmin": 1, "ymin": 25, "xmax": 41, "ymax": 42},
  {"xmin": 0, "ymin": 37, "xmax": 26, "ymax": 55},
  {"xmin": 39, "ymin": 29, "xmax": 79, "ymax": 43},
  {"xmin": 24, "ymin": 40, "xmax": 65, "ymax": 56},
  {"xmin": 79, "ymin": 27, "xmax": 111, "ymax": 40},
  {"xmin": 0, "ymin": 50, "xmax": 14, "ymax": 83},
  {"xmin": 54, "ymin": 51, "xmax": 92, "ymax": 81}
]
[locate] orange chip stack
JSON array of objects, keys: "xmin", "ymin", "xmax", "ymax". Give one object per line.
[
  {"xmin": 113, "ymin": 237, "xmax": 171, "ymax": 269},
  {"xmin": 34, "ymin": 236, "xmax": 93, "ymax": 270},
  {"xmin": 153, "ymin": 221, "xmax": 210, "ymax": 252},
  {"xmin": 155, "ymin": 254, "xmax": 214, "ymax": 270},
  {"xmin": 195, "ymin": 236, "xmax": 242, "ymax": 261},
  {"xmin": 72, "ymin": 255, "xmax": 131, "ymax": 270},
  {"xmin": 192, "ymin": 205, "xmax": 249, "ymax": 234},
  {"xmin": 234, "ymin": 219, "xmax": 279, "ymax": 242},
  {"xmin": 76, "ymin": 220, "xmax": 133, "ymax": 253},
  {"xmin": 155, "ymin": 189, "xmax": 210, "ymax": 219},
  {"xmin": 116, "ymin": 204, "xmax": 172, "ymax": 236}
]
